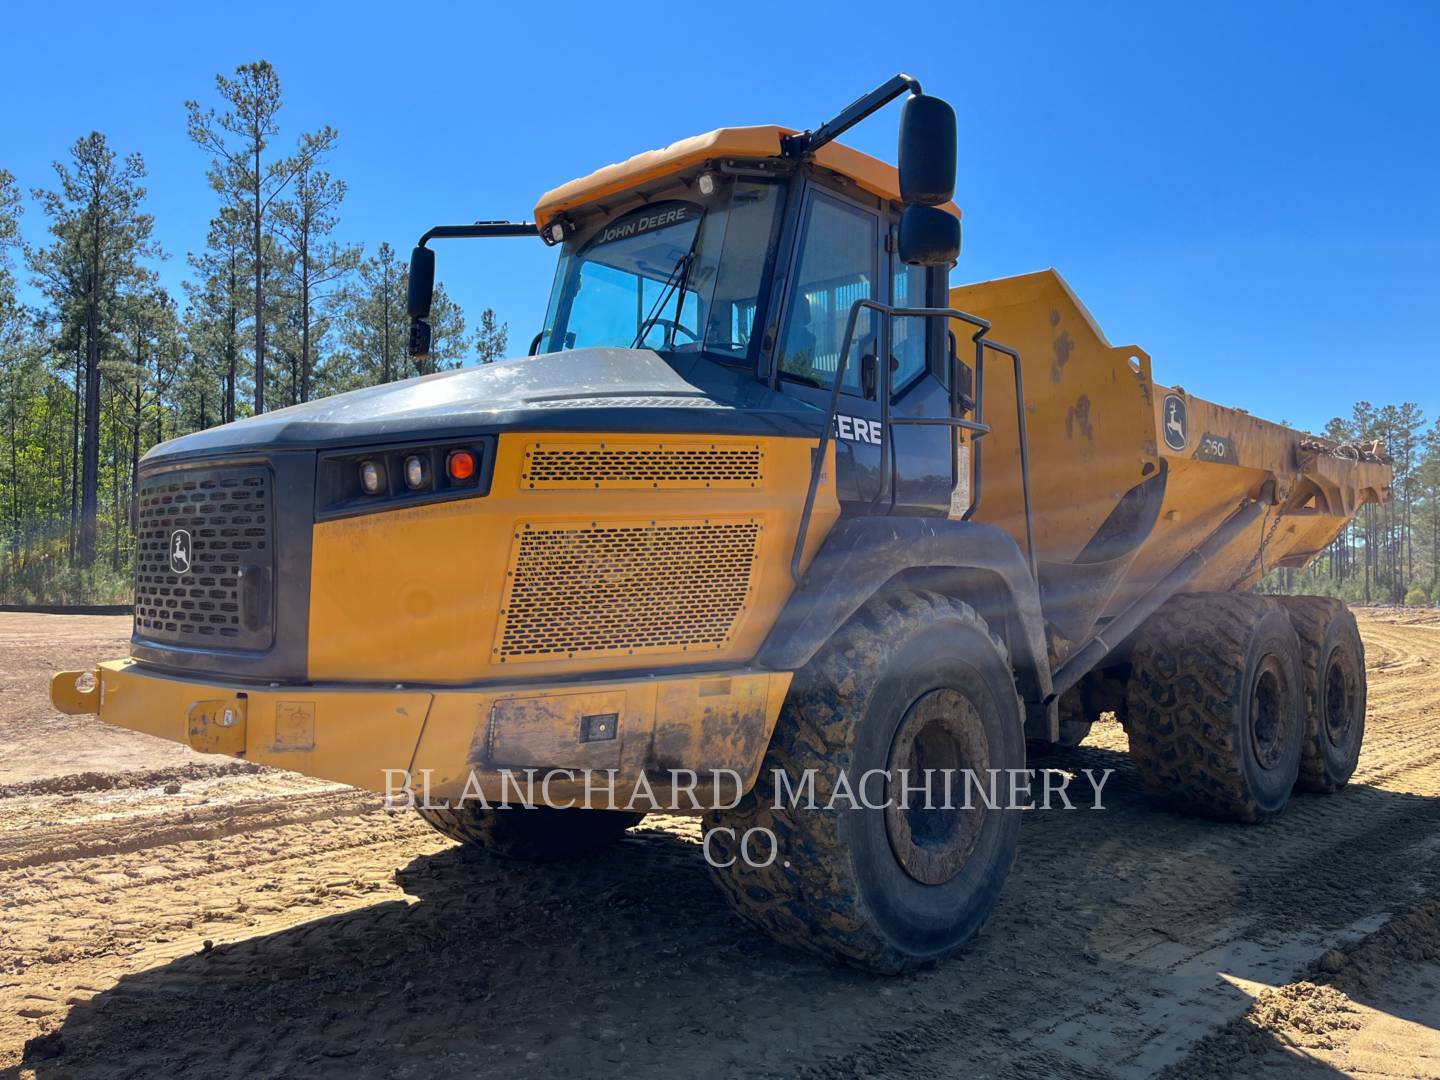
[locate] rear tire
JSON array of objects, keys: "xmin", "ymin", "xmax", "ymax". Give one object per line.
[
  {"xmin": 415, "ymin": 805, "xmax": 644, "ymax": 861},
  {"xmin": 703, "ymin": 590, "xmax": 1025, "ymax": 974},
  {"xmin": 1125, "ymin": 592, "xmax": 1304, "ymax": 823},
  {"xmin": 1273, "ymin": 596, "xmax": 1366, "ymax": 793}
]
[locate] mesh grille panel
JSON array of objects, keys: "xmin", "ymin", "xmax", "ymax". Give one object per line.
[
  {"xmin": 134, "ymin": 465, "xmax": 272, "ymax": 649},
  {"xmin": 496, "ymin": 518, "xmax": 761, "ymax": 662},
  {"xmin": 521, "ymin": 441, "xmax": 764, "ymax": 490}
]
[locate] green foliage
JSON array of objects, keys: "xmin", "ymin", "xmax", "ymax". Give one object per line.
[
  {"xmin": 1406, "ymin": 584, "xmax": 1431, "ymax": 607},
  {"xmin": 0, "ymin": 60, "xmax": 511, "ymax": 603}
]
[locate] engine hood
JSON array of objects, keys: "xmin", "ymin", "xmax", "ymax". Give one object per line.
[{"xmin": 144, "ymin": 348, "xmax": 824, "ymax": 464}]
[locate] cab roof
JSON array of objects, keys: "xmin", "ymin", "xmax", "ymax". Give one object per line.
[{"xmin": 533, "ymin": 124, "xmax": 962, "ymax": 228}]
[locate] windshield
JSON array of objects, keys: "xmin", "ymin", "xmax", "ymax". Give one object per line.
[{"xmin": 540, "ymin": 179, "xmax": 784, "ymax": 362}]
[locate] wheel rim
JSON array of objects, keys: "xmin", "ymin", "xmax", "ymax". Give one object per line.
[
  {"xmin": 1250, "ymin": 658, "xmax": 1289, "ymax": 770},
  {"xmin": 884, "ymin": 688, "xmax": 990, "ymax": 886},
  {"xmin": 1323, "ymin": 655, "xmax": 1355, "ymax": 748}
]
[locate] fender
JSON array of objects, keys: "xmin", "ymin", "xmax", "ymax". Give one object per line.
[{"xmin": 758, "ymin": 517, "xmax": 1053, "ymax": 713}]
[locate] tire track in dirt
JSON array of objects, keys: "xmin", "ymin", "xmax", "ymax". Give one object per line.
[{"xmin": 0, "ymin": 788, "xmax": 380, "ymax": 871}]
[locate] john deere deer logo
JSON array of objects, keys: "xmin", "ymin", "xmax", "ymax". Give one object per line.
[
  {"xmin": 1162, "ymin": 393, "xmax": 1188, "ymax": 451},
  {"xmin": 169, "ymin": 529, "xmax": 192, "ymax": 574}
]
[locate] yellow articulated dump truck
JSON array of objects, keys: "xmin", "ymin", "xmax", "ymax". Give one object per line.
[{"xmin": 52, "ymin": 76, "xmax": 1391, "ymax": 973}]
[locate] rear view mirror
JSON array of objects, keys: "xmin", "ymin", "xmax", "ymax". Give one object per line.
[
  {"xmin": 408, "ymin": 245, "xmax": 435, "ymax": 320},
  {"xmin": 898, "ymin": 94, "xmax": 957, "ymax": 206},
  {"xmin": 898, "ymin": 204, "xmax": 960, "ymax": 267}
]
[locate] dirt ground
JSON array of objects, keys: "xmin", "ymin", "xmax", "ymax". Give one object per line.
[{"xmin": 3, "ymin": 608, "xmax": 1439, "ymax": 1079}]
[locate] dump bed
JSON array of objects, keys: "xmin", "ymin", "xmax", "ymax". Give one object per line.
[{"xmin": 949, "ymin": 270, "xmax": 1391, "ymax": 651}]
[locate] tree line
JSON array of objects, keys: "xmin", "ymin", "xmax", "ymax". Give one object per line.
[
  {"xmin": 0, "ymin": 61, "xmax": 507, "ymax": 602},
  {"xmin": 1262, "ymin": 404, "xmax": 1439, "ymax": 607}
]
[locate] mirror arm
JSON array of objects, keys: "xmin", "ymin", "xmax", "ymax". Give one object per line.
[
  {"xmin": 782, "ymin": 73, "xmax": 922, "ymax": 158},
  {"xmin": 417, "ymin": 221, "xmax": 539, "ymax": 246},
  {"xmin": 407, "ymin": 222, "xmax": 539, "ymax": 359}
]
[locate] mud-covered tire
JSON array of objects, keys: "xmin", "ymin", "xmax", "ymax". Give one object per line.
[
  {"xmin": 702, "ymin": 590, "xmax": 1024, "ymax": 974},
  {"xmin": 1273, "ymin": 596, "xmax": 1366, "ymax": 793},
  {"xmin": 1125, "ymin": 592, "xmax": 1304, "ymax": 823},
  {"xmin": 415, "ymin": 805, "xmax": 644, "ymax": 861}
]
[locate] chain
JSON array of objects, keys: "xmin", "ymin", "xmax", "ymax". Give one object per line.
[{"xmin": 1233, "ymin": 506, "xmax": 1286, "ymax": 589}]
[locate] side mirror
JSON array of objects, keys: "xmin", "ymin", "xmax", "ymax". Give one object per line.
[
  {"xmin": 898, "ymin": 204, "xmax": 960, "ymax": 267},
  {"xmin": 408, "ymin": 318, "xmax": 432, "ymax": 359},
  {"xmin": 898, "ymin": 94, "xmax": 957, "ymax": 206},
  {"xmin": 407, "ymin": 245, "xmax": 435, "ymax": 320}
]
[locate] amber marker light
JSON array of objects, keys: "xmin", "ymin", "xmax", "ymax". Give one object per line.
[{"xmin": 447, "ymin": 450, "xmax": 476, "ymax": 481}]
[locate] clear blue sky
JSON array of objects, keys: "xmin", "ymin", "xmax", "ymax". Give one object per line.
[{"xmin": 3, "ymin": 0, "xmax": 1435, "ymax": 434}]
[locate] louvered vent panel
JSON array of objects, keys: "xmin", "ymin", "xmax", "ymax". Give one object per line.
[
  {"xmin": 520, "ymin": 441, "xmax": 764, "ymax": 490},
  {"xmin": 496, "ymin": 518, "xmax": 761, "ymax": 662},
  {"xmin": 133, "ymin": 466, "xmax": 272, "ymax": 649}
]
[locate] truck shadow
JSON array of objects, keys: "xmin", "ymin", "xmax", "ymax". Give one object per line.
[{"xmin": 26, "ymin": 747, "xmax": 1440, "ymax": 1079}]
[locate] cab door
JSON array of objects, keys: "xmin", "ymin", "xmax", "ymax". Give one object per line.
[{"xmin": 771, "ymin": 182, "xmax": 956, "ymax": 515}]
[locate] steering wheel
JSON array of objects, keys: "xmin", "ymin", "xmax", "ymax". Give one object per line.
[{"xmin": 642, "ymin": 318, "xmax": 699, "ymax": 346}]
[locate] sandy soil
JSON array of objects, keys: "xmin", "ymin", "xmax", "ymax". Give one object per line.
[{"xmin": 3, "ymin": 609, "xmax": 1439, "ymax": 1078}]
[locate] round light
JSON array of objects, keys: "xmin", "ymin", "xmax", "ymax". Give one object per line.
[
  {"xmin": 447, "ymin": 450, "xmax": 476, "ymax": 481},
  {"xmin": 403, "ymin": 455, "xmax": 429, "ymax": 490},
  {"xmin": 697, "ymin": 172, "xmax": 717, "ymax": 197},
  {"xmin": 359, "ymin": 460, "xmax": 385, "ymax": 495}
]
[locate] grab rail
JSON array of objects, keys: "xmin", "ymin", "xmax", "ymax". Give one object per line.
[{"xmin": 788, "ymin": 299, "xmax": 1037, "ymax": 585}]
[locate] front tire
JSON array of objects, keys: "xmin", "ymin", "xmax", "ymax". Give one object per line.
[
  {"xmin": 1125, "ymin": 593, "xmax": 1304, "ymax": 822},
  {"xmin": 703, "ymin": 590, "xmax": 1024, "ymax": 974}
]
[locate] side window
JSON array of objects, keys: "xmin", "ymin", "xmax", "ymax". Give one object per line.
[
  {"xmin": 778, "ymin": 194, "xmax": 878, "ymax": 393},
  {"xmin": 890, "ymin": 261, "xmax": 931, "ymax": 390}
]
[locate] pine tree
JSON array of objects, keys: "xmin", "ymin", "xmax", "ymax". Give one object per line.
[
  {"xmin": 272, "ymin": 144, "xmax": 359, "ymax": 403},
  {"xmin": 184, "ymin": 208, "xmax": 247, "ymax": 422},
  {"xmin": 28, "ymin": 134, "xmax": 159, "ymax": 568},
  {"xmin": 185, "ymin": 61, "xmax": 335, "ymax": 415},
  {"xmin": 0, "ymin": 170, "xmax": 21, "ymax": 341},
  {"xmin": 474, "ymin": 307, "xmax": 509, "ymax": 364},
  {"xmin": 340, "ymin": 242, "xmax": 406, "ymax": 387}
]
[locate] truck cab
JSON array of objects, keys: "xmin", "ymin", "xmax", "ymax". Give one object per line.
[{"xmin": 526, "ymin": 123, "xmax": 959, "ymax": 515}]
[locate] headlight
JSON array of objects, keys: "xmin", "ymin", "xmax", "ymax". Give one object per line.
[
  {"xmin": 317, "ymin": 439, "xmax": 491, "ymax": 521},
  {"xmin": 403, "ymin": 455, "xmax": 430, "ymax": 490},
  {"xmin": 360, "ymin": 460, "xmax": 386, "ymax": 495}
]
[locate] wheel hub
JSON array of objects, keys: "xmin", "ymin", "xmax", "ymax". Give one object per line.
[
  {"xmin": 1324, "ymin": 655, "xmax": 1354, "ymax": 747},
  {"xmin": 1250, "ymin": 659, "xmax": 1290, "ymax": 770},
  {"xmin": 885, "ymin": 689, "xmax": 990, "ymax": 886}
]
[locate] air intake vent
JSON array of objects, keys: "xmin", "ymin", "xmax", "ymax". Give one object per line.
[
  {"xmin": 495, "ymin": 517, "xmax": 761, "ymax": 662},
  {"xmin": 134, "ymin": 465, "xmax": 273, "ymax": 650},
  {"xmin": 520, "ymin": 440, "xmax": 764, "ymax": 490}
]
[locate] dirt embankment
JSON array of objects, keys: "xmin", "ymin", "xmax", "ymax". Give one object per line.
[{"xmin": 2, "ymin": 610, "xmax": 1439, "ymax": 1078}]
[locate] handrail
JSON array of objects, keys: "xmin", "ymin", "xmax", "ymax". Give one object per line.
[{"xmin": 788, "ymin": 299, "xmax": 1037, "ymax": 584}]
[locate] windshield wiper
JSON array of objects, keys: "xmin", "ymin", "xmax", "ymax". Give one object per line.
[{"xmin": 631, "ymin": 246, "xmax": 697, "ymax": 349}]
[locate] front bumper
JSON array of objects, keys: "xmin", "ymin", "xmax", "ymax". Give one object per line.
[{"xmin": 50, "ymin": 661, "xmax": 791, "ymax": 809}]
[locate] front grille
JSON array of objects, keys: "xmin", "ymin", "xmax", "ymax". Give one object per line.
[
  {"xmin": 495, "ymin": 517, "xmax": 762, "ymax": 662},
  {"xmin": 134, "ymin": 465, "xmax": 274, "ymax": 649},
  {"xmin": 520, "ymin": 440, "xmax": 765, "ymax": 490}
]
